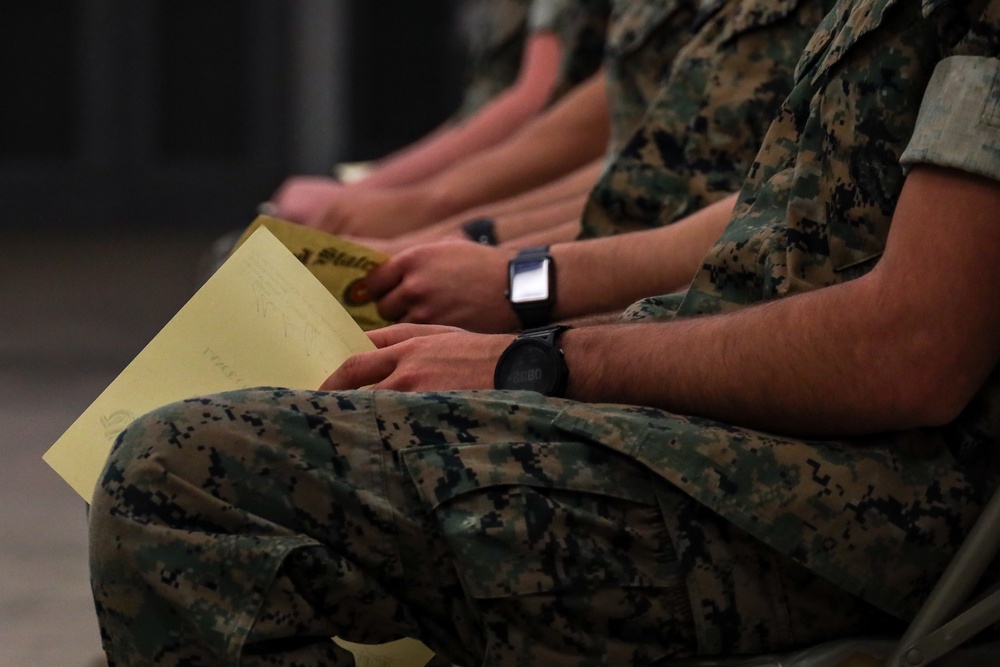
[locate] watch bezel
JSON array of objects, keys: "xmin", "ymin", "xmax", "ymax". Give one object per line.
[
  {"xmin": 493, "ymin": 326, "xmax": 570, "ymax": 397},
  {"xmin": 508, "ymin": 256, "xmax": 553, "ymax": 304}
]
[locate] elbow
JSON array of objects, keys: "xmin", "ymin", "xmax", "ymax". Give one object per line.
[
  {"xmin": 879, "ymin": 353, "xmax": 983, "ymax": 429},
  {"xmin": 850, "ymin": 274, "xmax": 992, "ymax": 430},
  {"xmin": 904, "ymin": 377, "xmax": 980, "ymax": 429},
  {"xmin": 509, "ymin": 65, "xmax": 559, "ymax": 115},
  {"xmin": 507, "ymin": 80, "xmax": 555, "ymax": 120},
  {"xmin": 516, "ymin": 32, "xmax": 561, "ymax": 99}
]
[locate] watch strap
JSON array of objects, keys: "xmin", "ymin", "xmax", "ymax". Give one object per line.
[
  {"xmin": 461, "ymin": 217, "xmax": 498, "ymax": 246},
  {"xmin": 508, "ymin": 245, "xmax": 555, "ymax": 329},
  {"xmin": 518, "ymin": 324, "xmax": 571, "ymax": 345},
  {"xmin": 494, "ymin": 324, "xmax": 571, "ymax": 396}
]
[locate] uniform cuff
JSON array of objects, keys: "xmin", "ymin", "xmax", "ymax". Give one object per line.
[
  {"xmin": 900, "ymin": 56, "xmax": 1000, "ymax": 182},
  {"xmin": 528, "ymin": 0, "xmax": 563, "ymax": 31}
]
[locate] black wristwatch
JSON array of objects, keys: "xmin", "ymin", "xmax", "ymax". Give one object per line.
[
  {"xmin": 494, "ymin": 325, "xmax": 570, "ymax": 396},
  {"xmin": 461, "ymin": 217, "xmax": 498, "ymax": 245},
  {"xmin": 506, "ymin": 245, "xmax": 556, "ymax": 329}
]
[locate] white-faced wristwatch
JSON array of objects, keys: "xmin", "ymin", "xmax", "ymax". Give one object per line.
[{"xmin": 506, "ymin": 245, "xmax": 556, "ymax": 329}]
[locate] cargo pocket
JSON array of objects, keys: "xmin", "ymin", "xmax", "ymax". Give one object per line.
[
  {"xmin": 399, "ymin": 439, "xmax": 695, "ymax": 662},
  {"xmin": 400, "ymin": 440, "xmax": 680, "ymax": 594}
]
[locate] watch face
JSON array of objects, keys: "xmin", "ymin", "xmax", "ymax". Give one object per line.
[
  {"xmin": 509, "ymin": 257, "xmax": 550, "ymax": 303},
  {"xmin": 495, "ymin": 340, "xmax": 559, "ymax": 394}
]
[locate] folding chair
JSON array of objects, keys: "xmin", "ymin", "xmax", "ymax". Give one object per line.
[{"xmin": 673, "ymin": 484, "xmax": 1000, "ymax": 667}]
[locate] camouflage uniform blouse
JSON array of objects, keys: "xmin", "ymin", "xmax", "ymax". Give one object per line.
[
  {"xmin": 454, "ymin": 0, "xmax": 609, "ymax": 120},
  {"xmin": 564, "ymin": 0, "xmax": 1000, "ymax": 629},
  {"xmin": 603, "ymin": 0, "xmax": 699, "ymax": 152},
  {"xmin": 582, "ymin": 0, "xmax": 833, "ymax": 238},
  {"xmin": 460, "ymin": 0, "xmax": 704, "ymax": 155}
]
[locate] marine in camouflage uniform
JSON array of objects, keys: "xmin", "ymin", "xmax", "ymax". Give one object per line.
[
  {"xmin": 90, "ymin": 1, "xmax": 1000, "ymax": 666},
  {"xmin": 453, "ymin": 0, "xmax": 610, "ymax": 121},
  {"xmin": 581, "ymin": 0, "xmax": 833, "ymax": 238}
]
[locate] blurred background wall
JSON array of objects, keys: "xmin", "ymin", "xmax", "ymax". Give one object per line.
[{"xmin": 1, "ymin": 0, "xmax": 466, "ymax": 232}]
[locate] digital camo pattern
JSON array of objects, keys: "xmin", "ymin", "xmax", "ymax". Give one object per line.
[
  {"xmin": 91, "ymin": 389, "xmax": 895, "ymax": 665},
  {"xmin": 674, "ymin": 0, "xmax": 1000, "ymax": 316},
  {"xmin": 454, "ymin": 0, "xmax": 532, "ymax": 120},
  {"xmin": 899, "ymin": 55, "xmax": 1000, "ymax": 181},
  {"xmin": 90, "ymin": 389, "xmax": 695, "ymax": 666},
  {"xmin": 543, "ymin": 0, "xmax": 612, "ymax": 100},
  {"xmin": 581, "ymin": 0, "xmax": 832, "ymax": 238},
  {"xmin": 616, "ymin": 0, "xmax": 1000, "ymax": 617},
  {"xmin": 91, "ymin": 0, "xmax": 1000, "ymax": 664},
  {"xmin": 603, "ymin": 0, "xmax": 699, "ymax": 153},
  {"xmin": 454, "ymin": 0, "xmax": 609, "ymax": 121},
  {"xmin": 622, "ymin": 0, "xmax": 1000, "ymax": 320}
]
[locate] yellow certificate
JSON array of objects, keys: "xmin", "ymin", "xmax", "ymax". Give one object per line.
[
  {"xmin": 43, "ymin": 226, "xmax": 375, "ymax": 502},
  {"xmin": 43, "ymin": 226, "xmax": 434, "ymax": 667},
  {"xmin": 235, "ymin": 216, "xmax": 391, "ymax": 331}
]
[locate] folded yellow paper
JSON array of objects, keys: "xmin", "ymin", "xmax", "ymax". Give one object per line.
[
  {"xmin": 44, "ymin": 227, "xmax": 434, "ymax": 667},
  {"xmin": 44, "ymin": 227, "xmax": 376, "ymax": 502},
  {"xmin": 334, "ymin": 637, "xmax": 434, "ymax": 667},
  {"xmin": 235, "ymin": 216, "xmax": 391, "ymax": 331}
]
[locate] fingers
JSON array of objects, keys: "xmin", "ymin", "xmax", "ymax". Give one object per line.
[
  {"xmin": 368, "ymin": 250, "xmax": 430, "ymax": 322},
  {"xmin": 322, "ymin": 326, "xmax": 464, "ymax": 390},
  {"xmin": 304, "ymin": 208, "xmax": 334, "ymax": 231},
  {"xmin": 367, "ymin": 323, "xmax": 461, "ymax": 349},
  {"xmin": 367, "ymin": 258, "xmax": 411, "ymax": 322},
  {"xmin": 367, "ymin": 241, "xmax": 506, "ymax": 325},
  {"xmin": 319, "ymin": 349, "xmax": 396, "ymax": 391},
  {"xmin": 364, "ymin": 256, "xmax": 407, "ymax": 300},
  {"xmin": 376, "ymin": 288, "xmax": 412, "ymax": 323},
  {"xmin": 270, "ymin": 176, "xmax": 341, "ymax": 223}
]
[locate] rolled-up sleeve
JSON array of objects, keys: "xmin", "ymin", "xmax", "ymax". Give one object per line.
[
  {"xmin": 900, "ymin": 55, "xmax": 1000, "ymax": 182},
  {"xmin": 527, "ymin": 0, "xmax": 566, "ymax": 31}
]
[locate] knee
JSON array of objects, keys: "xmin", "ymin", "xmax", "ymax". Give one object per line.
[
  {"xmin": 88, "ymin": 398, "xmax": 229, "ymax": 537},
  {"xmin": 88, "ymin": 407, "xmax": 171, "ymax": 541},
  {"xmin": 88, "ymin": 398, "xmax": 241, "ymax": 577},
  {"xmin": 91, "ymin": 407, "xmax": 178, "ymax": 506},
  {"xmin": 88, "ymin": 408, "xmax": 170, "ymax": 586}
]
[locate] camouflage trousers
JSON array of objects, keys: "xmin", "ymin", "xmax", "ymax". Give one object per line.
[{"xmin": 89, "ymin": 388, "xmax": 898, "ymax": 666}]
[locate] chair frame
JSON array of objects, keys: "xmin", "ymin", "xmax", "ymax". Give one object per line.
[{"xmin": 884, "ymin": 485, "xmax": 1000, "ymax": 666}]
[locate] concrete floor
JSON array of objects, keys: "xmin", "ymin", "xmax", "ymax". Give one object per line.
[{"xmin": 0, "ymin": 229, "xmax": 218, "ymax": 666}]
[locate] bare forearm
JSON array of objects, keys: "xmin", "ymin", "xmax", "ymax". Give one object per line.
[
  {"xmin": 503, "ymin": 218, "xmax": 582, "ymax": 249},
  {"xmin": 375, "ymin": 198, "xmax": 585, "ymax": 253},
  {"xmin": 361, "ymin": 34, "xmax": 562, "ymax": 189},
  {"xmin": 564, "ymin": 168, "xmax": 1000, "ymax": 438},
  {"xmin": 390, "ymin": 160, "xmax": 601, "ymax": 248},
  {"xmin": 552, "ymin": 194, "xmax": 736, "ymax": 320},
  {"xmin": 564, "ymin": 265, "xmax": 948, "ymax": 438},
  {"xmin": 483, "ymin": 161, "xmax": 603, "ymax": 216},
  {"xmin": 422, "ymin": 72, "xmax": 609, "ymax": 215},
  {"xmin": 493, "ymin": 197, "xmax": 587, "ymax": 243}
]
